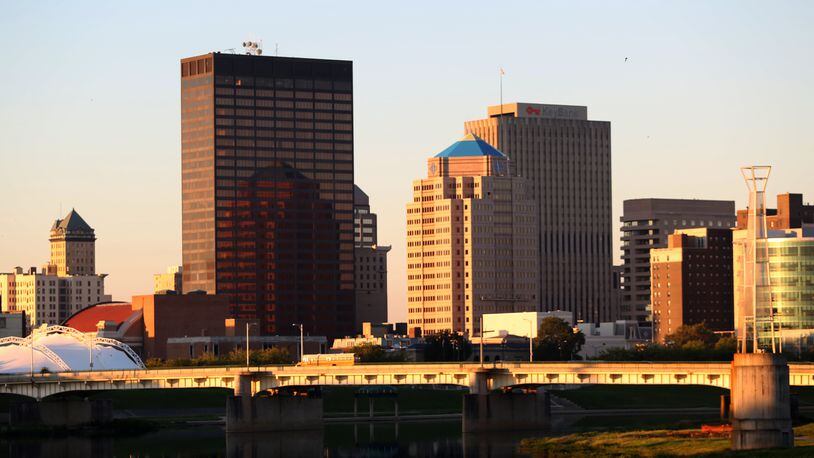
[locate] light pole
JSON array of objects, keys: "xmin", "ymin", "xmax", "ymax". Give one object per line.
[
  {"xmin": 88, "ymin": 335, "xmax": 94, "ymax": 372},
  {"xmin": 523, "ymin": 318, "xmax": 534, "ymax": 363},
  {"xmin": 292, "ymin": 323, "xmax": 304, "ymax": 362},
  {"xmin": 29, "ymin": 328, "xmax": 35, "ymax": 378},
  {"xmin": 479, "ymin": 316, "xmax": 494, "ymax": 368},
  {"xmin": 246, "ymin": 322, "xmax": 257, "ymax": 369}
]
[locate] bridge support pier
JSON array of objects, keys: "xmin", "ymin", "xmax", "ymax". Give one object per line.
[
  {"xmin": 226, "ymin": 373, "xmax": 323, "ymax": 433},
  {"xmin": 462, "ymin": 390, "xmax": 550, "ymax": 433},
  {"xmin": 731, "ymin": 353, "xmax": 793, "ymax": 451},
  {"xmin": 9, "ymin": 398, "xmax": 112, "ymax": 429}
]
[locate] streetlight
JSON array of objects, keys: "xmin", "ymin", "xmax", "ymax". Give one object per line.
[
  {"xmin": 246, "ymin": 322, "xmax": 257, "ymax": 369},
  {"xmin": 479, "ymin": 316, "xmax": 494, "ymax": 368},
  {"xmin": 29, "ymin": 327, "xmax": 35, "ymax": 378},
  {"xmin": 523, "ymin": 318, "xmax": 534, "ymax": 363},
  {"xmin": 292, "ymin": 323, "xmax": 304, "ymax": 363}
]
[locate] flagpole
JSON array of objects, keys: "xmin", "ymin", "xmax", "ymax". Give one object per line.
[{"xmin": 499, "ymin": 68, "xmax": 503, "ymax": 116}]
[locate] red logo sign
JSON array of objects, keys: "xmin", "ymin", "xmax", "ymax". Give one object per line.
[{"xmin": 526, "ymin": 106, "xmax": 541, "ymax": 116}]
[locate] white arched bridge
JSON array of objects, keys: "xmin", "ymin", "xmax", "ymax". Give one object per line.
[{"xmin": 4, "ymin": 361, "xmax": 814, "ymax": 399}]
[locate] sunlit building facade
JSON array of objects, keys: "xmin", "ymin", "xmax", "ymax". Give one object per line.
[
  {"xmin": 465, "ymin": 103, "xmax": 612, "ymax": 323},
  {"xmin": 0, "ymin": 210, "xmax": 111, "ymax": 331},
  {"xmin": 180, "ymin": 52, "xmax": 355, "ymax": 338},
  {"xmin": 406, "ymin": 134, "xmax": 539, "ymax": 337},
  {"xmin": 734, "ymin": 227, "xmax": 814, "ymax": 352}
]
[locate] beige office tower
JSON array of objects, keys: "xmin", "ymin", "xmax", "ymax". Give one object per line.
[
  {"xmin": 406, "ymin": 134, "xmax": 540, "ymax": 337},
  {"xmin": 465, "ymin": 103, "xmax": 613, "ymax": 322}
]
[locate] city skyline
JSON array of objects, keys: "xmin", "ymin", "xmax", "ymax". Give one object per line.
[{"xmin": 1, "ymin": 2, "xmax": 813, "ymax": 323}]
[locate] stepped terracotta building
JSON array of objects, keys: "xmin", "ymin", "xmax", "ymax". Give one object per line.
[{"xmin": 406, "ymin": 134, "xmax": 539, "ymax": 337}]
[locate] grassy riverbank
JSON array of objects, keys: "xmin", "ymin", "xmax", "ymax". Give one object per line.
[{"xmin": 518, "ymin": 423, "xmax": 814, "ymax": 457}]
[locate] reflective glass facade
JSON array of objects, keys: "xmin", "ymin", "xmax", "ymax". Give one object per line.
[
  {"xmin": 181, "ymin": 53, "xmax": 354, "ymax": 338},
  {"xmin": 734, "ymin": 230, "xmax": 814, "ymax": 352}
]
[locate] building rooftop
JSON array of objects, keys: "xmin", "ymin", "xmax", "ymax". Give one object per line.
[
  {"xmin": 50, "ymin": 209, "xmax": 94, "ymax": 235},
  {"xmin": 63, "ymin": 302, "xmax": 135, "ymax": 332},
  {"xmin": 434, "ymin": 134, "xmax": 506, "ymax": 158}
]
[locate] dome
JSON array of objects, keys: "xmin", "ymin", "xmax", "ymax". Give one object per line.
[{"xmin": 0, "ymin": 325, "xmax": 144, "ymax": 374}]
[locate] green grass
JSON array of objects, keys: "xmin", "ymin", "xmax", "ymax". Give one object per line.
[
  {"xmin": 549, "ymin": 385, "xmax": 728, "ymax": 410},
  {"xmin": 518, "ymin": 423, "xmax": 814, "ymax": 457}
]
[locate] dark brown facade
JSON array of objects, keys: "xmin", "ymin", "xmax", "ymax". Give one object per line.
[
  {"xmin": 650, "ymin": 228, "xmax": 734, "ymax": 342},
  {"xmin": 181, "ymin": 52, "xmax": 355, "ymax": 339},
  {"xmin": 736, "ymin": 193, "xmax": 814, "ymax": 230}
]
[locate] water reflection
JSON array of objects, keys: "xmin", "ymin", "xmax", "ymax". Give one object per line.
[{"xmin": 0, "ymin": 414, "xmax": 721, "ymax": 458}]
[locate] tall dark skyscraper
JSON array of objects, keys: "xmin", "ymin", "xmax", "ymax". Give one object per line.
[
  {"xmin": 180, "ymin": 52, "xmax": 355, "ymax": 338},
  {"xmin": 466, "ymin": 103, "xmax": 613, "ymax": 323}
]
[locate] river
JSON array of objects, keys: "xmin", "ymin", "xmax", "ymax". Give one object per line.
[{"xmin": 0, "ymin": 412, "xmax": 721, "ymax": 457}]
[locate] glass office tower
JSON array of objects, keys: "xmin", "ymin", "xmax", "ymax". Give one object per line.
[{"xmin": 180, "ymin": 52, "xmax": 354, "ymax": 338}]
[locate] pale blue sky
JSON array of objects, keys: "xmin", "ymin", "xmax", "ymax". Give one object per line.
[{"xmin": 1, "ymin": 1, "xmax": 812, "ymax": 322}]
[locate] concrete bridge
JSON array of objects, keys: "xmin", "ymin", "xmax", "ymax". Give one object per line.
[
  {"xmin": 2, "ymin": 360, "xmax": 814, "ymax": 399},
  {"xmin": 0, "ymin": 357, "xmax": 806, "ymax": 450}
]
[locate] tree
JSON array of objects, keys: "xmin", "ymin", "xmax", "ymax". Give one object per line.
[
  {"xmin": 534, "ymin": 317, "xmax": 585, "ymax": 361},
  {"xmin": 665, "ymin": 323, "xmax": 719, "ymax": 348},
  {"xmin": 424, "ymin": 331, "xmax": 472, "ymax": 362},
  {"xmin": 350, "ymin": 343, "xmax": 406, "ymax": 363},
  {"xmin": 595, "ymin": 324, "xmax": 738, "ymax": 362}
]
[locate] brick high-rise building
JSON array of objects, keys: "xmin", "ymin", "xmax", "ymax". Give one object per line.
[
  {"xmin": 406, "ymin": 134, "xmax": 539, "ymax": 337},
  {"xmin": 465, "ymin": 102, "xmax": 612, "ymax": 323},
  {"xmin": 735, "ymin": 193, "xmax": 814, "ymax": 230},
  {"xmin": 180, "ymin": 52, "xmax": 355, "ymax": 338},
  {"xmin": 620, "ymin": 199, "xmax": 736, "ymax": 322},
  {"xmin": 650, "ymin": 228, "xmax": 734, "ymax": 342}
]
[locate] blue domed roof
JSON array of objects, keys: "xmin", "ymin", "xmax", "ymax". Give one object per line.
[{"xmin": 434, "ymin": 134, "xmax": 507, "ymax": 158}]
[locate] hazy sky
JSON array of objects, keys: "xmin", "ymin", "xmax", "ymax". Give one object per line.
[{"xmin": 1, "ymin": 1, "xmax": 812, "ymax": 323}]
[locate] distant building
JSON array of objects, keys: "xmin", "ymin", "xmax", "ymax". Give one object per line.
[
  {"xmin": 0, "ymin": 312, "xmax": 26, "ymax": 338},
  {"xmin": 362, "ymin": 321, "xmax": 407, "ymax": 338},
  {"xmin": 620, "ymin": 199, "xmax": 736, "ymax": 322},
  {"xmin": 180, "ymin": 52, "xmax": 355, "ymax": 339},
  {"xmin": 0, "ymin": 210, "xmax": 111, "ymax": 331},
  {"xmin": 579, "ymin": 320, "xmax": 650, "ymax": 358},
  {"xmin": 736, "ymin": 193, "xmax": 814, "ymax": 230},
  {"xmin": 650, "ymin": 228, "xmax": 734, "ymax": 342},
  {"xmin": 154, "ymin": 266, "xmax": 182, "ymax": 293},
  {"xmin": 65, "ymin": 292, "xmax": 229, "ymax": 359},
  {"xmin": 48, "ymin": 209, "xmax": 96, "ymax": 276},
  {"xmin": 465, "ymin": 102, "xmax": 613, "ymax": 323},
  {"xmin": 733, "ymin": 226, "xmax": 814, "ymax": 352},
  {"xmin": 354, "ymin": 185, "xmax": 390, "ymax": 332},
  {"xmin": 406, "ymin": 134, "xmax": 540, "ymax": 337},
  {"xmin": 167, "ymin": 335, "xmax": 325, "ymax": 360},
  {"xmin": 482, "ymin": 311, "xmax": 574, "ymax": 339}
]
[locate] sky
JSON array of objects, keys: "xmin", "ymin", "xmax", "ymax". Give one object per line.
[{"xmin": 1, "ymin": 1, "xmax": 812, "ymax": 323}]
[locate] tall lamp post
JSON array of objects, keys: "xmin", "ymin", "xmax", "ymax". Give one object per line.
[
  {"xmin": 246, "ymin": 322, "xmax": 257, "ymax": 369},
  {"xmin": 479, "ymin": 316, "xmax": 494, "ymax": 368},
  {"xmin": 293, "ymin": 323, "xmax": 304, "ymax": 363},
  {"xmin": 523, "ymin": 318, "xmax": 534, "ymax": 363}
]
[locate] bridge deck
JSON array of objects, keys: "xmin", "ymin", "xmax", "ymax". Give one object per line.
[{"xmin": 0, "ymin": 362, "xmax": 812, "ymax": 399}]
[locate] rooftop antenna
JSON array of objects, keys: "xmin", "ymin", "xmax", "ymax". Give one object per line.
[
  {"xmin": 275, "ymin": 43, "xmax": 279, "ymax": 56},
  {"xmin": 242, "ymin": 40, "xmax": 263, "ymax": 56}
]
